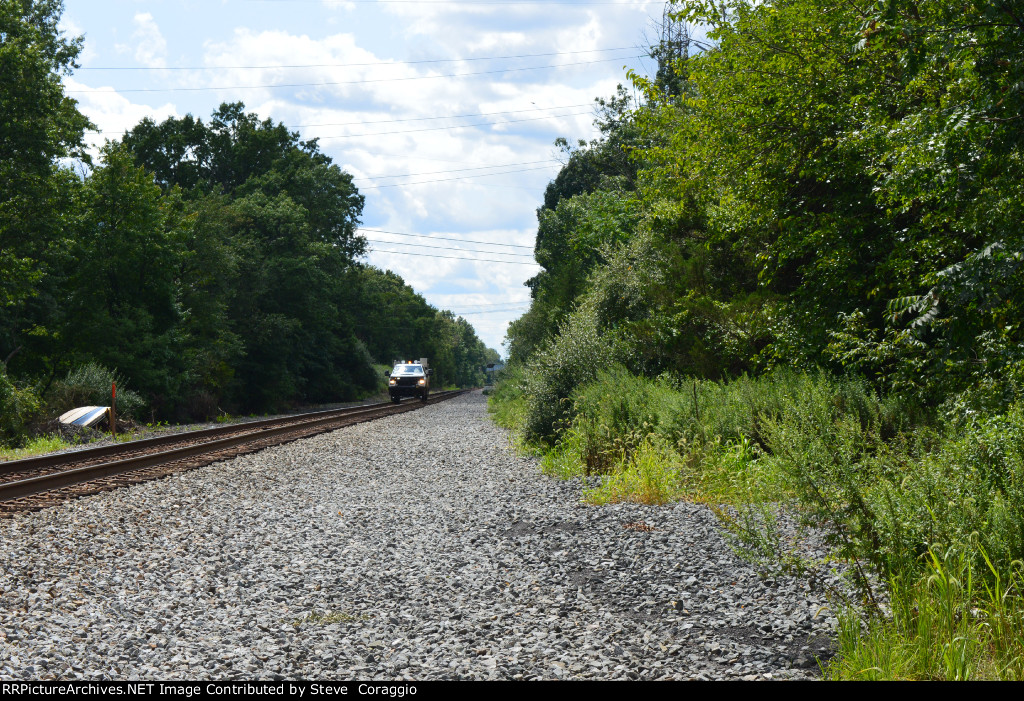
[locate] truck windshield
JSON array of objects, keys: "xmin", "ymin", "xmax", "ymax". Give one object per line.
[{"xmin": 393, "ymin": 365, "xmax": 423, "ymax": 375}]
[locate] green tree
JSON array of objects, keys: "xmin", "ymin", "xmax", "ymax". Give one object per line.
[
  {"xmin": 0, "ymin": 0, "xmax": 90, "ymax": 373},
  {"xmin": 120, "ymin": 104, "xmax": 373, "ymax": 411},
  {"xmin": 62, "ymin": 145, "xmax": 186, "ymax": 413}
]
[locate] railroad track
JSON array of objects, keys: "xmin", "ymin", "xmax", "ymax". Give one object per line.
[{"xmin": 0, "ymin": 390, "xmax": 468, "ymax": 516}]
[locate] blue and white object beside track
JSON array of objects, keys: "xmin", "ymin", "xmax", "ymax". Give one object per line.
[{"xmin": 58, "ymin": 406, "xmax": 110, "ymax": 428}]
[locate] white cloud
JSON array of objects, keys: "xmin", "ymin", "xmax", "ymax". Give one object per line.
[{"xmin": 128, "ymin": 13, "xmax": 168, "ymax": 69}]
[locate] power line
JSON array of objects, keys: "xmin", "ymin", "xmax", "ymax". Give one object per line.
[
  {"xmin": 78, "ymin": 47, "xmax": 638, "ymax": 71},
  {"xmin": 66, "ymin": 56, "xmax": 642, "ymax": 94},
  {"xmin": 365, "ymin": 248, "xmax": 540, "ymax": 265},
  {"xmin": 247, "ymin": 1, "xmax": 639, "ymax": 4},
  {"xmin": 451, "ymin": 308, "xmax": 530, "ymax": 315},
  {"xmin": 87, "ymin": 104, "xmax": 594, "ymax": 135},
  {"xmin": 354, "ymin": 159, "xmax": 557, "ymax": 181},
  {"xmin": 444, "ymin": 301, "xmax": 533, "ymax": 308},
  {"xmin": 449, "ymin": 303, "xmax": 533, "ymax": 311},
  {"xmin": 364, "ymin": 238, "xmax": 535, "ymax": 258},
  {"xmin": 359, "ymin": 228, "xmax": 534, "ymax": 250},
  {"xmin": 283, "ymin": 103, "xmax": 592, "ymax": 129},
  {"xmin": 357, "ymin": 165, "xmax": 559, "ymax": 189},
  {"xmin": 88, "ymin": 115, "xmax": 587, "ymax": 152},
  {"xmin": 313, "ymin": 111, "xmax": 592, "ymax": 141}
]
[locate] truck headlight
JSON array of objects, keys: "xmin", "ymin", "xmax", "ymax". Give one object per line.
[
  {"xmin": 418, "ymin": 378, "xmax": 426, "ymax": 386},
  {"xmin": 389, "ymin": 378, "xmax": 397, "ymax": 385}
]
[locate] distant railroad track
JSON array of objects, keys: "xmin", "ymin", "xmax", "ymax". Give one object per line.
[{"xmin": 0, "ymin": 390, "xmax": 468, "ymax": 516}]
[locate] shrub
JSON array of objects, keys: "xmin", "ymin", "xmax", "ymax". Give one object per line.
[
  {"xmin": 522, "ymin": 302, "xmax": 616, "ymax": 441},
  {"xmin": 729, "ymin": 382, "xmax": 1024, "ymax": 601},
  {"xmin": 46, "ymin": 363, "xmax": 146, "ymax": 419},
  {"xmin": 0, "ymin": 370, "xmax": 41, "ymax": 447}
]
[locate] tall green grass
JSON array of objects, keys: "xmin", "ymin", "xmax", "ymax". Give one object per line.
[{"xmin": 828, "ymin": 542, "xmax": 1024, "ymax": 680}]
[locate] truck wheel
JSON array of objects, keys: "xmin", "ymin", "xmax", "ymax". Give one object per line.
[{"xmin": 421, "ymin": 391, "xmax": 428, "ymax": 402}]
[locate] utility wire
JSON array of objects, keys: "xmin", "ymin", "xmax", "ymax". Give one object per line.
[
  {"xmin": 357, "ymin": 165, "xmax": 558, "ymax": 189},
  {"xmin": 444, "ymin": 301, "xmax": 533, "ymax": 309},
  {"xmin": 358, "ymin": 228, "xmax": 534, "ymax": 250},
  {"xmin": 366, "ymin": 248, "xmax": 540, "ymax": 265},
  {"xmin": 354, "ymin": 159, "xmax": 557, "ymax": 181},
  {"xmin": 451, "ymin": 308, "xmax": 530, "ymax": 315},
  {"xmin": 363, "ymin": 238, "xmax": 535, "ymax": 258},
  {"xmin": 87, "ymin": 104, "xmax": 594, "ymax": 135},
  {"xmin": 285, "ymin": 103, "xmax": 592, "ymax": 128},
  {"xmin": 67, "ymin": 56, "xmax": 642, "ymax": 93},
  {"xmin": 89, "ymin": 114, "xmax": 586, "ymax": 146},
  {"xmin": 313, "ymin": 111, "xmax": 592, "ymax": 141},
  {"xmin": 248, "ymin": 1, "xmax": 639, "ymax": 4},
  {"xmin": 79, "ymin": 47, "xmax": 638, "ymax": 71},
  {"xmin": 449, "ymin": 304, "xmax": 533, "ymax": 312}
]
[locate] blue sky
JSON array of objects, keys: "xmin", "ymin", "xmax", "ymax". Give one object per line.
[{"xmin": 60, "ymin": 0, "xmax": 668, "ymax": 354}]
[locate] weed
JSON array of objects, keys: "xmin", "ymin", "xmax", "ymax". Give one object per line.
[
  {"xmin": 0, "ymin": 434, "xmax": 69, "ymax": 461},
  {"xmin": 0, "ymin": 433, "xmax": 70, "ymax": 462},
  {"xmin": 826, "ymin": 542, "xmax": 1024, "ymax": 680},
  {"xmin": 585, "ymin": 438, "xmax": 685, "ymax": 505}
]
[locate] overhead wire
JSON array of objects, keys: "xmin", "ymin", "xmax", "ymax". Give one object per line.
[
  {"xmin": 66, "ymin": 55, "xmax": 643, "ymax": 93},
  {"xmin": 353, "ymin": 159, "xmax": 557, "ymax": 181},
  {"xmin": 357, "ymin": 164, "xmax": 559, "ymax": 188},
  {"xmin": 363, "ymin": 238, "xmax": 534, "ymax": 258},
  {"xmin": 358, "ymin": 228, "xmax": 533, "ymax": 250},
  {"xmin": 451, "ymin": 308, "xmax": 530, "ymax": 315},
  {"xmin": 364, "ymin": 248, "xmax": 540, "ymax": 265},
  {"xmin": 247, "ymin": 1, "xmax": 639, "ymax": 5},
  {"xmin": 289, "ymin": 104, "xmax": 591, "ymax": 129},
  {"xmin": 285, "ymin": 103, "xmax": 593, "ymax": 128},
  {"xmin": 78, "ymin": 47, "xmax": 639, "ymax": 71},
  {"xmin": 86, "ymin": 104, "xmax": 595, "ymax": 135},
  {"xmin": 311, "ymin": 111, "xmax": 592, "ymax": 141},
  {"xmin": 444, "ymin": 301, "xmax": 534, "ymax": 308}
]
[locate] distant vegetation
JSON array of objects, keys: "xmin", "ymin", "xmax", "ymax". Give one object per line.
[
  {"xmin": 492, "ymin": 0, "xmax": 1024, "ymax": 679},
  {"xmin": 0, "ymin": 0, "xmax": 498, "ymax": 444}
]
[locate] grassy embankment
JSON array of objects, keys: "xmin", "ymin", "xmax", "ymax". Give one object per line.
[{"xmin": 488, "ymin": 366, "xmax": 1024, "ymax": 680}]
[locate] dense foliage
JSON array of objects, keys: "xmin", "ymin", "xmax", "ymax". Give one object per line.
[
  {"xmin": 507, "ymin": 0, "xmax": 1024, "ymax": 427},
  {"xmin": 0, "ymin": 1, "xmax": 496, "ymax": 444},
  {"xmin": 495, "ymin": 0, "xmax": 1024, "ymax": 678}
]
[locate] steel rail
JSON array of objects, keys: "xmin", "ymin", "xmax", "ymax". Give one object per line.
[
  {"xmin": 0, "ymin": 390, "xmax": 467, "ymax": 504},
  {"xmin": 1, "ymin": 393, "xmax": 453, "ymax": 477}
]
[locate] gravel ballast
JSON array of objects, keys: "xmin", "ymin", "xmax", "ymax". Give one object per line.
[{"xmin": 0, "ymin": 391, "xmax": 837, "ymax": 680}]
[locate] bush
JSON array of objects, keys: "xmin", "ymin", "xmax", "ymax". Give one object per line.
[
  {"xmin": 0, "ymin": 370, "xmax": 41, "ymax": 447},
  {"xmin": 725, "ymin": 380, "xmax": 1024, "ymax": 602},
  {"xmin": 865, "ymin": 407, "xmax": 1024, "ymax": 579},
  {"xmin": 46, "ymin": 363, "xmax": 146, "ymax": 419},
  {"xmin": 522, "ymin": 303, "xmax": 616, "ymax": 441}
]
